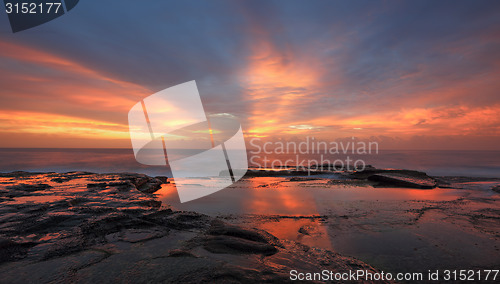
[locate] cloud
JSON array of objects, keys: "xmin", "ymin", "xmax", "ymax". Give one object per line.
[{"xmin": 0, "ymin": 0, "xmax": 499, "ymax": 149}]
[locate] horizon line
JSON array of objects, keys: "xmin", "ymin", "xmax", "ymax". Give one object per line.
[{"xmin": 0, "ymin": 147, "xmax": 498, "ymax": 152}]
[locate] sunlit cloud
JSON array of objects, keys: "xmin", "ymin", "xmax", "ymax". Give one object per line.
[
  {"xmin": 0, "ymin": 41, "xmax": 150, "ymax": 120},
  {"xmin": 289, "ymin": 125, "xmax": 323, "ymax": 130},
  {"xmin": 0, "ymin": 110, "xmax": 130, "ymax": 139},
  {"xmin": 0, "ymin": 1, "xmax": 499, "ymax": 149},
  {"xmin": 241, "ymin": 34, "xmax": 329, "ymax": 137},
  {"xmin": 0, "ymin": 41, "xmax": 152, "ymax": 147}
]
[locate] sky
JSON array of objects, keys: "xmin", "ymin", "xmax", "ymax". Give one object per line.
[{"xmin": 0, "ymin": 0, "xmax": 499, "ymax": 150}]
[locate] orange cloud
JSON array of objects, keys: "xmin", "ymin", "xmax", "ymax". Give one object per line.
[
  {"xmin": 241, "ymin": 37, "xmax": 330, "ymax": 137},
  {"xmin": 0, "ymin": 110, "xmax": 130, "ymax": 139},
  {"xmin": 0, "ymin": 40, "xmax": 149, "ymax": 113},
  {"xmin": 303, "ymin": 104, "xmax": 500, "ymax": 139},
  {"xmin": 239, "ymin": 31, "xmax": 500, "ymax": 148},
  {"xmin": 0, "ymin": 41, "xmax": 142, "ymax": 90},
  {"xmin": 0, "ymin": 41, "xmax": 152, "ymax": 147}
]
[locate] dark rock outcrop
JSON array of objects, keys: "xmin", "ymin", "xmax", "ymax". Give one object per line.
[
  {"xmin": 6, "ymin": 183, "xmax": 52, "ymax": 192},
  {"xmin": 491, "ymin": 185, "xmax": 500, "ymax": 193},
  {"xmin": 203, "ymin": 220, "xmax": 281, "ymax": 256},
  {"xmin": 367, "ymin": 172, "xmax": 437, "ymax": 189}
]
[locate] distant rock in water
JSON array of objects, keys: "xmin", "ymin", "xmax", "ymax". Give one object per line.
[
  {"xmin": 347, "ymin": 168, "xmax": 437, "ymax": 189},
  {"xmin": 367, "ymin": 172, "xmax": 437, "ymax": 189},
  {"xmin": 491, "ymin": 185, "xmax": 500, "ymax": 193}
]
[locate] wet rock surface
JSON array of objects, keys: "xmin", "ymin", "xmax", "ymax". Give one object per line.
[
  {"xmin": 203, "ymin": 220, "xmax": 281, "ymax": 256},
  {"xmin": 0, "ymin": 172, "xmax": 171, "ymax": 264},
  {"xmin": 220, "ymin": 174, "xmax": 500, "ymax": 278},
  {"xmin": 0, "ymin": 172, "xmax": 387, "ymax": 283},
  {"xmin": 6, "ymin": 183, "xmax": 53, "ymax": 192}
]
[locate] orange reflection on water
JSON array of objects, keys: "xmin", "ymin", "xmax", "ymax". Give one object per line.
[
  {"xmin": 234, "ymin": 177, "xmax": 321, "ymax": 216},
  {"xmin": 154, "ymin": 183, "xmax": 180, "ymax": 203},
  {"xmin": 154, "ymin": 176, "xmax": 479, "ymax": 217}
]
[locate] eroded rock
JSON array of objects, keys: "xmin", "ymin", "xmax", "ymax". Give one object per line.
[
  {"xmin": 367, "ymin": 172, "xmax": 437, "ymax": 189},
  {"xmin": 7, "ymin": 183, "xmax": 52, "ymax": 192}
]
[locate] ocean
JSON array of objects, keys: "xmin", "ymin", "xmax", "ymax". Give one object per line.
[{"xmin": 0, "ymin": 148, "xmax": 498, "ymax": 178}]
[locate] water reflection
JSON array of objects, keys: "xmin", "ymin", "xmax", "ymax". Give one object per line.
[
  {"xmin": 156, "ymin": 176, "xmax": 471, "ymax": 216},
  {"xmin": 156, "ymin": 176, "xmax": 486, "ymax": 252}
]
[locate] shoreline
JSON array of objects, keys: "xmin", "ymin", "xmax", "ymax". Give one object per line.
[{"xmin": 0, "ymin": 170, "xmax": 498, "ymax": 283}]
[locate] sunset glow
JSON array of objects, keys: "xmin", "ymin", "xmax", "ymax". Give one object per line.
[{"xmin": 1, "ymin": 2, "xmax": 499, "ymax": 150}]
